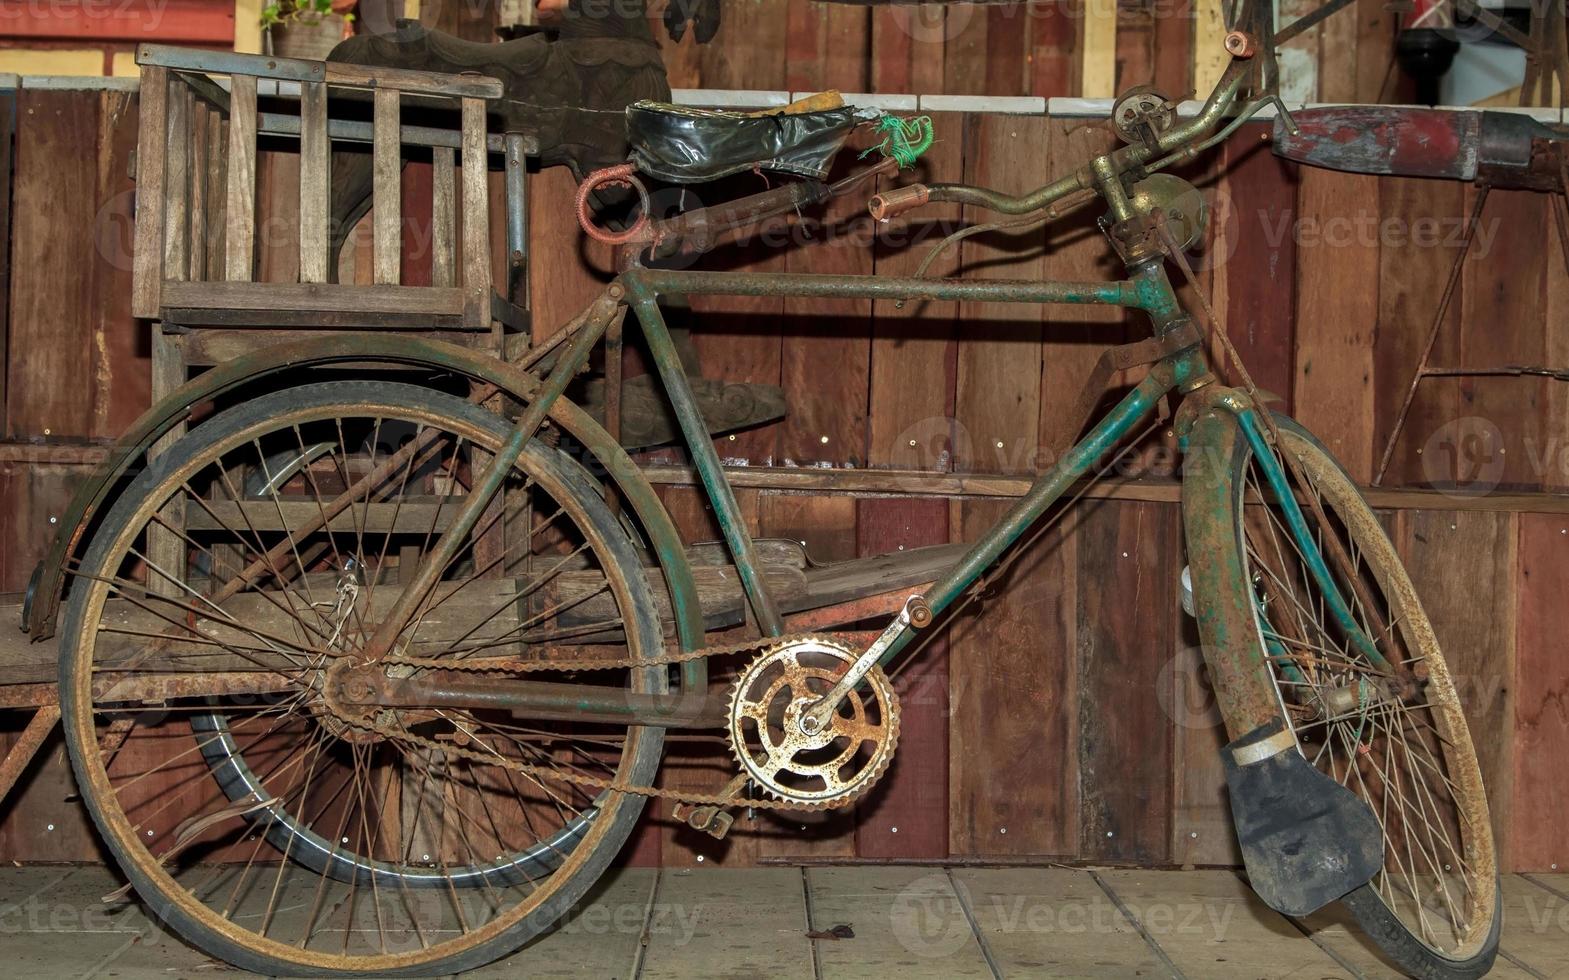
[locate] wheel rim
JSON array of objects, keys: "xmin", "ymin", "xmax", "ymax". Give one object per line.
[
  {"xmin": 1237, "ymin": 424, "xmax": 1496, "ymax": 960},
  {"xmin": 60, "ymin": 383, "xmax": 663, "ymax": 971}
]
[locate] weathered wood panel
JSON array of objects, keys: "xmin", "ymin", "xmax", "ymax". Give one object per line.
[
  {"xmin": 1512, "ymin": 513, "xmax": 1569, "ymax": 871},
  {"xmin": 1075, "ymin": 499, "xmax": 1176, "ymax": 864},
  {"xmin": 952, "ymin": 113, "xmax": 1048, "ymax": 474},
  {"xmin": 1293, "ymin": 167, "xmax": 1380, "ymax": 480},
  {"xmin": 6, "ymin": 89, "xmax": 103, "ymax": 440},
  {"xmin": 854, "ymin": 497, "xmax": 951, "ymax": 859},
  {"xmin": 779, "ymin": 142, "xmax": 873, "ymax": 468},
  {"xmin": 948, "ymin": 498, "xmax": 1078, "ymax": 857},
  {"xmin": 1211, "ymin": 123, "xmax": 1298, "ymax": 412},
  {"xmin": 1038, "ymin": 116, "xmax": 1126, "ymax": 455},
  {"xmin": 1459, "ymin": 187, "xmax": 1549, "ymax": 491},
  {"xmin": 1169, "ymin": 596, "xmax": 1242, "ymax": 867},
  {"xmin": 1372, "ymin": 177, "xmax": 1467, "ymax": 487},
  {"xmin": 1395, "ymin": 509, "xmax": 1518, "ymax": 868},
  {"xmin": 866, "ymin": 112, "xmax": 962, "ymax": 472}
]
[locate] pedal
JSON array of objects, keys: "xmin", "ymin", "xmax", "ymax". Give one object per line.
[{"xmin": 671, "ymin": 801, "xmax": 736, "ymax": 840}]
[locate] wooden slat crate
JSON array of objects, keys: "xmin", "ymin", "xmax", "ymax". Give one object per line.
[{"xmin": 130, "ymin": 44, "xmax": 505, "ymax": 332}]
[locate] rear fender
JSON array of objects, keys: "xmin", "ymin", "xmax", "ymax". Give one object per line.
[{"xmin": 24, "ymin": 334, "xmax": 707, "ymax": 689}]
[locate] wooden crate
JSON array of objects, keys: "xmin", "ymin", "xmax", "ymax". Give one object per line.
[{"xmin": 130, "ymin": 44, "xmax": 504, "ymax": 332}]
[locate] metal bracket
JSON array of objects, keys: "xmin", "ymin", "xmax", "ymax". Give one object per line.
[
  {"xmin": 671, "ymin": 771, "xmax": 748, "ymax": 840},
  {"xmin": 1230, "ymin": 725, "xmax": 1298, "ymax": 766},
  {"xmin": 671, "ymin": 802, "xmax": 737, "ymax": 840}
]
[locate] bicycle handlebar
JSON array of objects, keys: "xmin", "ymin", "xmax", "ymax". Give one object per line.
[{"xmin": 869, "ymin": 24, "xmax": 1266, "ymax": 225}]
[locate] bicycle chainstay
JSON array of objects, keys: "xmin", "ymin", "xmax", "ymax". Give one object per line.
[{"xmin": 321, "ymin": 631, "xmax": 890, "ymax": 812}]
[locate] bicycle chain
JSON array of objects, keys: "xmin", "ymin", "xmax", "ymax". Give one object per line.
[{"xmin": 320, "ymin": 631, "xmax": 877, "ymax": 812}]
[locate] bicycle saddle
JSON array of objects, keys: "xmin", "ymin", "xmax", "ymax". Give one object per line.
[{"xmin": 626, "ymin": 96, "xmax": 876, "ymax": 183}]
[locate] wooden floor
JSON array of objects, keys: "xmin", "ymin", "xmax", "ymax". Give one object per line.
[{"xmin": 0, "ymin": 865, "xmax": 1563, "ymax": 978}]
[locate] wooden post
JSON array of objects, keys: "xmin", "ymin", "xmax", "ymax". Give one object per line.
[
  {"xmin": 224, "ymin": 74, "xmax": 257, "ymax": 282},
  {"xmin": 188, "ymin": 101, "xmax": 208, "ymax": 282},
  {"xmin": 299, "ymin": 80, "xmax": 330, "ymax": 284},
  {"xmin": 431, "ymin": 145, "xmax": 456, "ymax": 288},
  {"xmin": 373, "ymin": 87, "xmax": 402, "ymax": 285},
  {"xmin": 131, "ymin": 66, "xmax": 169, "ymax": 318},
  {"xmin": 460, "ymin": 97, "xmax": 490, "ymax": 330},
  {"xmin": 146, "ymin": 330, "xmax": 187, "ymax": 598},
  {"xmin": 1081, "ymin": 0, "xmax": 1118, "ymax": 98},
  {"xmin": 163, "ymin": 80, "xmax": 190, "ymax": 283},
  {"xmin": 205, "ymin": 112, "xmax": 228, "ymax": 279}
]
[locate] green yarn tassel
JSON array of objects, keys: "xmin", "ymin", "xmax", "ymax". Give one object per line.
[{"xmin": 860, "ymin": 114, "xmax": 935, "ymax": 169}]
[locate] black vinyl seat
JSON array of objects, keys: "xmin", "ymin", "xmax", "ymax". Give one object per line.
[{"xmin": 626, "ymin": 100, "xmax": 874, "ymax": 183}]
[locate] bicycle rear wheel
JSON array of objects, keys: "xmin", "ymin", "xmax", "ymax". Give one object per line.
[
  {"xmin": 1198, "ymin": 414, "xmax": 1499, "ymax": 979},
  {"xmin": 59, "ymin": 381, "xmax": 666, "ymax": 977}
]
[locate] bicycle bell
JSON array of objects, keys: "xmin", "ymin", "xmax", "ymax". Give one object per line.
[{"xmin": 1129, "ymin": 173, "xmax": 1208, "ymax": 252}]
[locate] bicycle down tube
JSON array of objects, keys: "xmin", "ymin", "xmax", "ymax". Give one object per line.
[{"xmin": 619, "ymin": 260, "xmax": 1196, "ymax": 663}]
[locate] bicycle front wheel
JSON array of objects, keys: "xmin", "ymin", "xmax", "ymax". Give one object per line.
[
  {"xmin": 59, "ymin": 380, "xmax": 666, "ymax": 977},
  {"xmin": 1200, "ymin": 414, "xmax": 1499, "ymax": 979}
]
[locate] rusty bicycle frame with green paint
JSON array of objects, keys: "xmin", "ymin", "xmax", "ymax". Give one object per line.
[
  {"xmin": 348, "ymin": 50, "xmax": 1384, "ymax": 740},
  {"xmin": 26, "ymin": 36, "xmax": 1384, "ymax": 755}
]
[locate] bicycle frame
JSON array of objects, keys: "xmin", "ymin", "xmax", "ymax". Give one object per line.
[
  {"xmin": 619, "ymin": 264, "xmax": 1197, "ymax": 646},
  {"xmin": 353, "ymin": 237, "xmax": 1375, "ymax": 739},
  {"xmin": 345, "ymin": 11, "xmax": 1390, "ymax": 732},
  {"xmin": 36, "ymin": 0, "xmax": 1369, "ymax": 739}
]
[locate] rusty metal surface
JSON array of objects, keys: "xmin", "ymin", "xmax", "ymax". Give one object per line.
[
  {"xmin": 0, "ymin": 705, "xmax": 58, "ymax": 801},
  {"xmin": 781, "ymin": 584, "xmax": 936, "ymax": 633},
  {"xmin": 726, "ymin": 638, "xmax": 898, "ymax": 804},
  {"xmin": 340, "ymin": 668, "xmax": 730, "ymax": 729},
  {"xmin": 1274, "ymin": 105, "xmax": 1569, "ymax": 191},
  {"xmin": 1274, "ymin": 106, "xmax": 1481, "ymax": 180}
]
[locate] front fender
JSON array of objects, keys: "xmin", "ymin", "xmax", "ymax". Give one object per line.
[
  {"xmin": 1179, "ymin": 403, "xmax": 1280, "ymax": 739},
  {"xmin": 24, "ymin": 335, "xmax": 707, "ymax": 677}
]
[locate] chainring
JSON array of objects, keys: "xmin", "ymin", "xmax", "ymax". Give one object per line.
[{"xmin": 727, "ymin": 638, "xmax": 900, "ymax": 805}]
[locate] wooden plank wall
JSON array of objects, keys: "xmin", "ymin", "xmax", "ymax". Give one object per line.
[
  {"xmin": 649, "ymin": 0, "xmax": 1396, "ymax": 104},
  {"xmin": 0, "ymin": 26, "xmax": 1561, "ymax": 872}
]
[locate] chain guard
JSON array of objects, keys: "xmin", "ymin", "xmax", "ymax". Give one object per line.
[{"xmin": 319, "ymin": 631, "xmax": 891, "ymax": 812}]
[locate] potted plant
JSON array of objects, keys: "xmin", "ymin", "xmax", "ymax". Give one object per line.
[{"xmin": 262, "ymin": 0, "xmax": 358, "ymax": 61}]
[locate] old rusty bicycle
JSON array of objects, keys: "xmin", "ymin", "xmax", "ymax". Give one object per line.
[{"xmin": 22, "ymin": 3, "xmax": 1498, "ymax": 976}]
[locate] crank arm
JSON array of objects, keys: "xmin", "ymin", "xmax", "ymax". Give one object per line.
[{"xmin": 799, "ymin": 594, "xmax": 930, "ymax": 736}]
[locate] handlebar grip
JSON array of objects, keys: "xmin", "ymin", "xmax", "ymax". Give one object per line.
[{"xmin": 868, "ymin": 184, "xmax": 931, "ymax": 222}]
